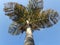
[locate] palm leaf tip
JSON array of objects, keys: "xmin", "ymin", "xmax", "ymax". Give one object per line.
[
  {"xmin": 48, "ymin": 9, "xmax": 59, "ymax": 24},
  {"xmin": 28, "ymin": 0, "xmax": 43, "ymax": 12},
  {"xmin": 4, "ymin": 2, "xmax": 17, "ymax": 17}
]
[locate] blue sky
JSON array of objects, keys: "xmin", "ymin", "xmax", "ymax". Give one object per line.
[{"xmin": 0, "ymin": 0, "xmax": 60, "ymax": 45}]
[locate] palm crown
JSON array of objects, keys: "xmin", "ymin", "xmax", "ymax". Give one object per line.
[{"xmin": 4, "ymin": 0, "xmax": 59, "ymax": 35}]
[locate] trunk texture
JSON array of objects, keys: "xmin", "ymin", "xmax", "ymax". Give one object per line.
[{"xmin": 24, "ymin": 27, "xmax": 35, "ymax": 45}]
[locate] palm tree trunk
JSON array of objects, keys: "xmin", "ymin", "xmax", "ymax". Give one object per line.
[{"xmin": 24, "ymin": 26, "xmax": 35, "ymax": 45}]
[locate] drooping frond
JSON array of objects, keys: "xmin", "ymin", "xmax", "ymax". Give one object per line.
[
  {"xmin": 30, "ymin": 9, "xmax": 59, "ymax": 30},
  {"xmin": 4, "ymin": 2, "xmax": 29, "ymax": 24},
  {"xmin": 8, "ymin": 22, "xmax": 24, "ymax": 35}
]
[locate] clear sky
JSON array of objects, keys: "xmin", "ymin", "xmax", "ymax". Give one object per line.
[{"xmin": 0, "ymin": 0, "xmax": 60, "ymax": 45}]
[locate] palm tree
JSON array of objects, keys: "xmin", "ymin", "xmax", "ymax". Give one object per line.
[{"xmin": 4, "ymin": 0, "xmax": 59, "ymax": 45}]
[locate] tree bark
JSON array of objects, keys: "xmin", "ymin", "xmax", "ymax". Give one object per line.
[{"xmin": 24, "ymin": 27, "xmax": 35, "ymax": 45}]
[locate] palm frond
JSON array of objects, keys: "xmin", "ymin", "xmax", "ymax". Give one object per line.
[
  {"xmin": 28, "ymin": 0, "xmax": 43, "ymax": 13},
  {"xmin": 4, "ymin": 2, "xmax": 28, "ymax": 24},
  {"xmin": 29, "ymin": 9, "xmax": 59, "ymax": 30},
  {"xmin": 8, "ymin": 22, "xmax": 23, "ymax": 35}
]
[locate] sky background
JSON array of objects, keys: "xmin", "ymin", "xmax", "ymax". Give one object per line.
[{"xmin": 0, "ymin": 0, "xmax": 60, "ymax": 45}]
